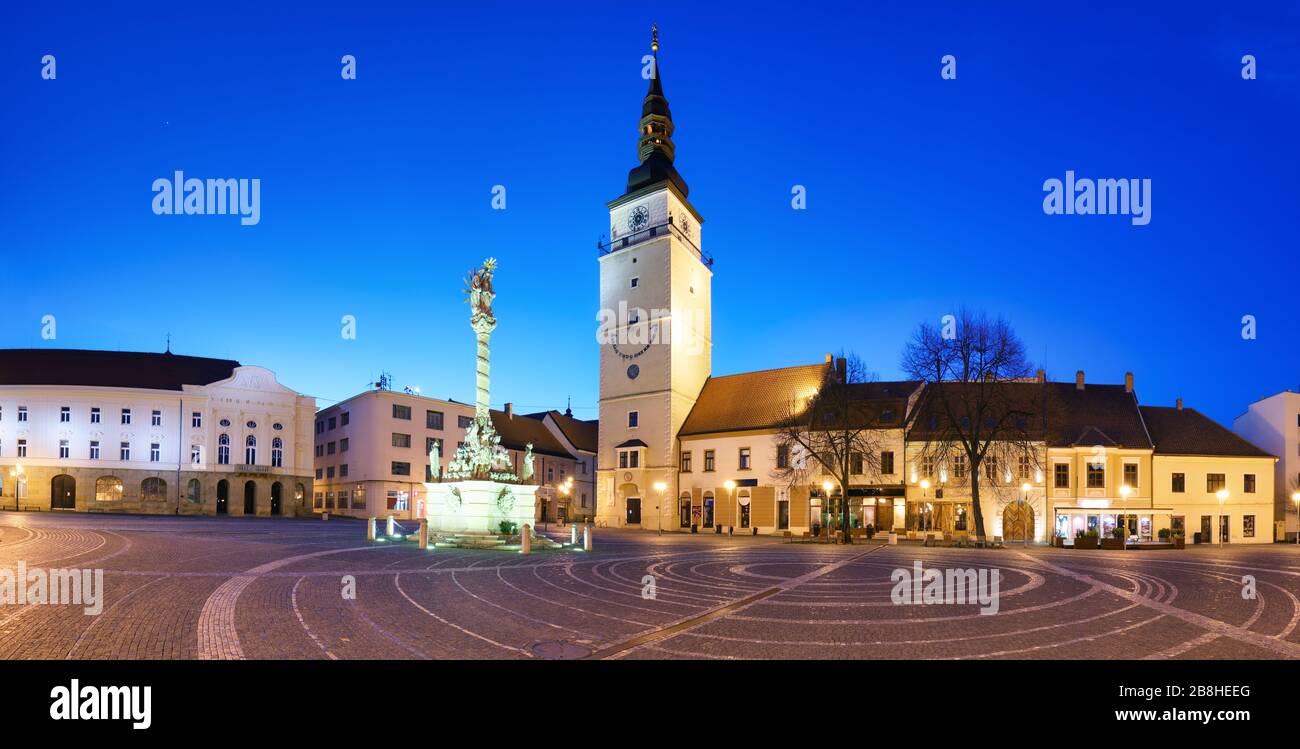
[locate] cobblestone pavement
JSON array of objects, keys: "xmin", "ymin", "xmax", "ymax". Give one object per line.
[{"xmin": 1, "ymin": 511, "xmax": 1297, "ymax": 660}]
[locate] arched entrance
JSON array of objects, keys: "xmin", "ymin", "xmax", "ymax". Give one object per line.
[
  {"xmin": 270, "ymin": 482, "xmax": 282, "ymax": 516},
  {"xmin": 51, "ymin": 474, "xmax": 76, "ymax": 510},
  {"xmin": 243, "ymin": 481, "xmax": 257, "ymax": 515},
  {"xmin": 1003, "ymin": 502, "xmax": 1035, "ymax": 543},
  {"xmin": 216, "ymin": 480, "xmax": 229, "ymax": 514}
]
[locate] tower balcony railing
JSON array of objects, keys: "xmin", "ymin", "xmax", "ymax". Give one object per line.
[{"xmin": 598, "ymin": 220, "xmax": 713, "ymax": 266}]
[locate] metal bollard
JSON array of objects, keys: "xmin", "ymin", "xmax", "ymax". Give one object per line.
[
  {"xmin": 570, "ymin": 524, "xmax": 578, "ymax": 545},
  {"xmin": 322, "ymin": 512, "xmax": 329, "ymax": 521},
  {"xmin": 418, "ymin": 518, "xmax": 429, "ymax": 549},
  {"xmin": 521, "ymin": 524, "xmax": 532, "ymax": 554},
  {"xmin": 386, "ymin": 515, "xmax": 396, "ymax": 537},
  {"xmin": 367, "ymin": 517, "xmax": 376, "ymax": 541},
  {"xmin": 583, "ymin": 523, "xmax": 593, "ymax": 552}
]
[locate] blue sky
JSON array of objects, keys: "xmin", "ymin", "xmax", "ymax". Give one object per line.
[{"xmin": 2, "ymin": 1, "xmax": 1297, "ymax": 426}]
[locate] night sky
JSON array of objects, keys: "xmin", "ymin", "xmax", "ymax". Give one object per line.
[{"xmin": 3, "ymin": 1, "xmax": 1297, "ymax": 426}]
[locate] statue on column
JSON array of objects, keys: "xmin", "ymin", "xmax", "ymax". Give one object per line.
[{"xmin": 445, "ymin": 258, "xmax": 516, "ymax": 482}]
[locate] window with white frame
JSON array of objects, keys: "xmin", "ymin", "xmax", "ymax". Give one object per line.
[
  {"xmin": 17, "ymin": 439, "xmax": 27, "ymax": 458},
  {"xmin": 271, "ymin": 438, "xmax": 283, "ymax": 468},
  {"xmin": 17, "ymin": 406, "xmax": 28, "ymax": 422},
  {"xmin": 59, "ymin": 440, "xmax": 70, "ymax": 459},
  {"xmin": 245, "ymin": 435, "xmax": 257, "ymax": 465},
  {"xmin": 191, "ymin": 445, "xmax": 201, "ymax": 464},
  {"xmin": 150, "ymin": 443, "xmax": 161, "ymax": 462},
  {"xmin": 90, "ymin": 407, "xmax": 100, "ymax": 423},
  {"xmin": 60, "ymin": 406, "xmax": 71, "ymax": 423},
  {"xmin": 218, "ymin": 434, "xmax": 230, "ymax": 465},
  {"xmin": 121, "ymin": 408, "xmax": 131, "ymax": 425},
  {"xmin": 151, "ymin": 410, "xmax": 162, "ymax": 427},
  {"xmin": 192, "ymin": 412, "xmax": 202, "ymax": 428},
  {"xmin": 120, "ymin": 442, "xmax": 131, "ymax": 461},
  {"xmin": 89, "ymin": 441, "xmax": 100, "ymax": 460}
]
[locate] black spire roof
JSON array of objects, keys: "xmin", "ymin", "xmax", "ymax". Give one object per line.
[{"xmin": 625, "ymin": 25, "xmax": 689, "ymax": 198}]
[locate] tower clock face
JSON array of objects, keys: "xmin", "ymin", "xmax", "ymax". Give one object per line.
[{"xmin": 628, "ymin": 205, "xmax": 649, "ymax": 232}]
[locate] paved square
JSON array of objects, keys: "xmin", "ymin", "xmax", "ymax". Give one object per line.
[{"xmin": 1, "ymin": 512, "xmax": 1297, "ymax": 660}]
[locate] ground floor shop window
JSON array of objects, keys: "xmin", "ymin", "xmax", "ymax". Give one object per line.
[
  {"xmin": 1243, "ymin": 514, "xmax": 1255, "ymax": 538},
  {"xmin": 679, "ymin": 494, "xmax": 691, "ymax": 528}
]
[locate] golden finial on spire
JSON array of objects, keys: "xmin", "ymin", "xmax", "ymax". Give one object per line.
[{"xmin": 651, "ymin": 24, "xmax": 659, "ymax": 54}]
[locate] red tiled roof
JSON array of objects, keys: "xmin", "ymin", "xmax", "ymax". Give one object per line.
[
  {"xmin": 1140, "ymin": 406, "xmax": 1275, "ymax": 458},
  {"xmin": 679, "ymin": 363, "xmax": 827, "ymax": 436}
]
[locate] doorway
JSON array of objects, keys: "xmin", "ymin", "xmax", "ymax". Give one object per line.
[
  {"xmin": 626, "ymin": 497, "xmax": 641, "ymax": 525},
  {"xmin": 243, "ymin": 481, "xmax": 256, "ymax": 515},
  {"xmin": 679, "ymin": 495, "xmax": 692, "ymax": 528},
  {"xmin": 270, "ymin": 482, "xmax": 282, "ymax": 516},
  {"xmin": 216, "ymin": 480, "xmax": 229, "ymax": 514},
  {"xmin": 50, "ymin": 474, "xmax": 76, "ymax": 510}
]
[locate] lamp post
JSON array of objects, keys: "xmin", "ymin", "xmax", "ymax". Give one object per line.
[
  {"xmin": 1292, "ymin": 491, "xmax": 1300, "ymax": 544},
  {"xmin": 821, "ymin": 480, "xmax": 834, "ymax": 537},
  {"xmin": 653, "ymin": 480, "xmax": 667, "ymax": 534},
  {"xmin": 919, "ymin": 479, "xmax": 930, "ymax": 535},
  {"xmin": 1021, "ymin": 482, "xmax": 1033, "ymax": 545},
  {"xmin": 1118, "ymin": 485, "xmax": 1132, "ymax": 551},
  {"xmin": 9, "ymin": 464, "xmax": 25, "ymax": 512},
  {"xmin": 1216, "ymin": 488, "xmax": 1229, "ymax": 546},
  {"xmin": 724, "ymin": 480, "xmax": 736, "ymax": 535}
]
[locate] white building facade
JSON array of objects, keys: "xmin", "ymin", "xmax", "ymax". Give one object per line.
[
  {"xmin": 1233, "ymin": 390, "xmax": 1300, "ymax": 540},
  {"xmin": 0, "ymin": 349, "xmax": 315, "ymax": 515}
]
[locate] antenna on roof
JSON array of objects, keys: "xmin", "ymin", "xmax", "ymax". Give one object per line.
[
  {"xmin": 165, "ymin": 333, "xmax": 172, "ymax": 354},
  {"xmin": 375, "ymin": 372, "xmax": 393, "ymax": 391}
]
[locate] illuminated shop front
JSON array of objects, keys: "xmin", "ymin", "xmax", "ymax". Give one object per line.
[
  {"xmin": 809, "ymin": 487, "xmax": 904, "ymax": 532},
  {"xmin": 905, "ymin": 499, "xmax": 972, "ymax": 534},
  {"xmin": 1053, "ymin": 504, "xmax": 1174, "ymax": 545}
]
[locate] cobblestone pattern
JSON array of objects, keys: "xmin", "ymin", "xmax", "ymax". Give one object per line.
[{"xmin": 1, "ymin": 513, "xmax": 1297, "ymax": 660}]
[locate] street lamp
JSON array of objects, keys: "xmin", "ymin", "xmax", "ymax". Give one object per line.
[
  {"xmin": 821, "ymin": 480, "xmax": 834, "ymax": 537},
  {"xmin": 1118, "ymin": 485, "xmax": 1132, "ymax": 551},
  {"xmin": 9, "ymin": 464, "xmax": 25, "ymax": 512},
  {"xmin": 724, "ymin": 480, "xmax": 736, "ymax": 535},
  {"xmin": 1216, "ymin": 488, "xmax": 1229, "ymax": 546},
  {"xmin": 1021, "ymin": 482, "xmax": 1033, "ymax": 545},
  {"xmin": 653, "ymin": 480, "xmax": 667, "ymax": 534},
  {"xmin": 1292, "ymin": 491, "xmax": 1300, "ymax": 544}
]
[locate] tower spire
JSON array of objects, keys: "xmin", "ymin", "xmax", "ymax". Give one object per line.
[{"xmin": 625, "ymin": 25, "xmax": 688, "ymax": 197}]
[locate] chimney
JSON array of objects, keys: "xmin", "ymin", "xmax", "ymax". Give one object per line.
[
  {"xmin": 824, "ymin": 353, "xmax": 833, "ymax": 364},
  {"xmin": 505, "ymin": 402, "xmax": 513, "ymax": 418},
  {"xmin": 835, "ymin": 357, "xmax": 847, "ymax": 384},
  {"xmin": 1075, "ymin": 370, "xmax": 1085, "ymax": 390},
  {"xmin": 1035, "ymin": 369, "xmax": 1046, "ymax": 383},
  {"xmin": 1124, "ymin": 372, "xmax": 1134, "ymax": 393},
  {"xmin": 1176, "ymin": 398, "xmax": 1183, "ymax": 410}
]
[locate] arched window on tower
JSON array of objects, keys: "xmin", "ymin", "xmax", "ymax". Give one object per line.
[
  {"xmin": 245, "ymin": 435, "xmax": 257, "ymax": 466},
  {"xmin": 217, "ymin": 434, "xmax": 230, "ymax": 465}
]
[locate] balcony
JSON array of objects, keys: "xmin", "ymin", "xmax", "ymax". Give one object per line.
[{"xmin": 598, "ymin": 220, "xmax": 712, "ymax": 266}]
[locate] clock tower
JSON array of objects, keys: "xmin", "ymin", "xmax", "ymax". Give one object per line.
[{"xmin": 596, "ymin": 27, "xmax": 713, "ymax": 529}]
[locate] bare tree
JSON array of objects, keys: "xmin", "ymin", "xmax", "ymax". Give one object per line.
[
  {"xmin": 900, "ymin": 309, "xmax": 1046, "ymax": 542},
  {"xmin": 772, "ymin": 355, "xmax": 890, "ymax": 544}
]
